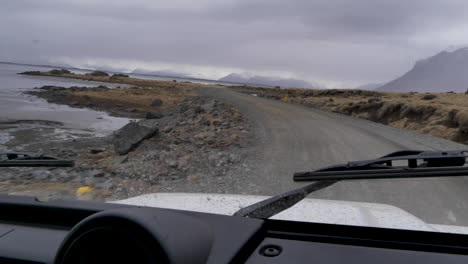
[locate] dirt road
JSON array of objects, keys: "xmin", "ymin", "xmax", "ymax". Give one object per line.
[{"xmin": 196, "ymin": 87, "xmax": 468, "ymax": 226}]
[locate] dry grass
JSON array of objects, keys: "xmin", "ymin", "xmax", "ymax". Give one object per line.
[
  {"xmin": 70, "ymin": 86, "xmax": 195, "ymax": 112},
  {"xmin": 24, "ymin": 70, "xmax": 223, "ymax": 113}
]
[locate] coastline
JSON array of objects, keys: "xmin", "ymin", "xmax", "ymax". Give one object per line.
[{"xmin": 1, "ymin": 70, "xmax": 254, "ymax": 201}]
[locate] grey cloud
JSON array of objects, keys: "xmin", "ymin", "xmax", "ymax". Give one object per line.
[
  {"xmin": 207, "ymin": 0, "xmax": 468, "ymax": 36},
  {"xmin": 1, "ymin": 0, "xmax": 468, "ymax": 86}
]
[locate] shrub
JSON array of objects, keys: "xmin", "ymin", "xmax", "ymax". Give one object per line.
[
  {"xmin": 421, "ymin": 94, "xmax": 436, "ymax": 100},
  {"xmin": 49, "ymin": 69, "xmax": 71, "ymax": 75},
  {"xmin": 89, "ymin": 71, "xmax": 109, "ymax": 77}
]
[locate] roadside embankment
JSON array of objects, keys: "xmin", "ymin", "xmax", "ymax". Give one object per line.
[{"xmin": 231, "ymin": 86, "xmax": 468, "ymax": 144}]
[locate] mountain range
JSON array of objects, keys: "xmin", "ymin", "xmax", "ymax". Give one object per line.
[
  {"xmin": 130, "ymin": 68, "xmax": 190, "ymax": 78},
  {"xmin": 218, "ymin": 73, "xmax": 318, "ymax": 88},
  {"xmin": 377, "ymin": 47, "xmax": 468, "ymax": 93},
  {"xmin": 353, "ymin": 83, "xmax": 383, "ymax": 90}
]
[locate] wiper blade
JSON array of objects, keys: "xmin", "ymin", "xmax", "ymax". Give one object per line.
[
  {"xmin": 0, "ymin": 152, "xmax": 74, "ymax": 167},
  {"xmin": 294, "ymin": 167, "xmax": 468, "ymax": 181},
  {"xmin": 294, "ymin": 150, "xmax": 467, "ymax": 181},
  {"xmin": 234, "ymin": 150, "xmax": 468, "ymax": 219}
]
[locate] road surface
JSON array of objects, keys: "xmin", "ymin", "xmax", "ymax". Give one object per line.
[{"xmin": 185, "ymin": 87, "xmax": 468, "ymax": 226}]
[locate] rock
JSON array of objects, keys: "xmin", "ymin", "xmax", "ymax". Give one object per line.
[
  {"xmin": 145, "ymin": 111, "xmax": 164, "ymax": 119},
  {"xmin": 167, "ymin": 160, "xmax": 178, "ymax": 168},
  {"xmin": 194, "ymin": 106, "xmax": 204, "ymax": 114},
  {"xmin": 113, "ymin": 120, "xmax": 159, "ymax": 155},
  {"xmin": 162, "ymin": 126, "xmax": 173, "ymax": 133},
  {"xmin": 112, "ymin": 73, "xmax": 129, "ymax": 78},
  {"xmin": 89, "ymin": 71, "xmax": 109, "ymax": 77},
  {"xmin": 83, "ymin": 95, "xmax": 91, "ymax": 100},
  {"xmin": 21, "ymin": 71, "xmax": 41, "ymax": 75},
  {"xmin": 150, "ymin": 99, "xmax": 163, "ymax": 107},
  {"xmin": 208, "ymin": 151, "xmax": 221, "ymax": 161},
  {"xmin": 112, "ymin": 155, "xmax": 129, "ymax": 164},
  {"xmin": 201, "ymin": 100, "xmax": 216, "ymax": 112},
  {"xmin": 421, "ymin": 94, "xmax": 436, "ymax": 100},
  {"xmin": 40, "ymin": 85, "xmax": 65, "ymax": 91},
  {"xmin": 126, "ymin": 108, "xmax": 137, "ymax": 113},
  {"xmin": 187, "ymin": 173, "xmax": 203, "ymax": 181},
  {"xmin": 179, "ymin": 105, "xmax": 189, "ymax": 113},
  {"xmin": 194, "ymin": 131, "xmax": 215, "ymax": 140},
  {"xmin": 177, "ymin": 156, "xmax": 190, "ymax": 168},
  {"xmin": 90, "ymin": 149, "xmax": 104, "ymax": 154},
  {"xmin": 93, "ymin": 172, "xmax": 105, "ymax": 177}
]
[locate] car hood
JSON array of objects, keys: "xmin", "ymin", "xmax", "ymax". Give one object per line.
[{"xmin": 113, "ymin": 193, "xmax": 468, "ymax": 234}]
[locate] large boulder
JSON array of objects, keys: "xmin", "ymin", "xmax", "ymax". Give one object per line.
[
  {"xmin": 113, "ymin": 120, "xmax": 159, "ymax": 155},
  {"xmin": 145, "ymin": 111, "xmax": 164, "ymax": 119},
  {"xmin": 150, "ymin": 99, "xmax": 163, "ymax": 107}
]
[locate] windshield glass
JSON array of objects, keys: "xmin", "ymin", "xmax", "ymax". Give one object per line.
[{"xmin": 2, "ymin": 0, "xmax": 468, "ymax": 234}]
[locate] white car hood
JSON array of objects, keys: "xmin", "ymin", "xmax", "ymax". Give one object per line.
[{"xmin": 114, "ymin": 193, "xmax": 468, "ymax": 234}]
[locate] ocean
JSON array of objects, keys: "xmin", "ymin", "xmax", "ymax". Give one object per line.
[{"xmin": 0, "ymin": 63, "xmax": 130, "ymax": 148}]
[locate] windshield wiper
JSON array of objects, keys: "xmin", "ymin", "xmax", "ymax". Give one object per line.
[
  {"xmin": 0, "ymin": 152, "xmax": 74, "ymax": 167},
  {"xmin": 234, "ymin": 150, "xmax": 468, "ymax": 218}
]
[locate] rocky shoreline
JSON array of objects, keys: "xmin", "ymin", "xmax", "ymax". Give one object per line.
[{"xmin": 1, "ymin": 84, "xmax": 253, "ymax": 201}]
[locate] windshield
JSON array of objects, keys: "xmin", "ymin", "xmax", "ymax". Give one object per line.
[{"xmin": 2, "ymin": 0, "xmax": 468, "ymax": 234}]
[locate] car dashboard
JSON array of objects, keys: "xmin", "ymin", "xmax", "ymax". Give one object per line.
[{"xmin": 1, "ymin": 195, "xmax": 468, "ymax": 263}]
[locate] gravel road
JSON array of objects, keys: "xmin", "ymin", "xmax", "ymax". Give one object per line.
[{"xmin": 196, "ymin": 87, "xmax": 468, "ymax": 226}]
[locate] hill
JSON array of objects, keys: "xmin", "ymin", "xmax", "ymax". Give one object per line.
[{"xmin": 378, "ymin": 48, "xmax": 468, "ymax": 93}]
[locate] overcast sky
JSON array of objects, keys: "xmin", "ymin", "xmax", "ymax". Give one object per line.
[{"xmin": 1, "ymin": 0, "xmax": 468, "ymax": 87}]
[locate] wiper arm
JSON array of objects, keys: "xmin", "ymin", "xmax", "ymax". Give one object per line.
[
  {"xmin": 234, "ymin": 150, "xmax": 468, "ymax": 219},
  {"xmin": 294, "ymin": 150, "xmax": 467, "ymax": 181},
  {"xmin": 233, "ymin": 181, "xmax": 336, "ymax": 218},
  {"xmin": 0, "ymin": 152, "xmax": 74, "ymax": 167}
]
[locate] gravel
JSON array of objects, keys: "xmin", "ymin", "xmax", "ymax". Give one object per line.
[{"xmin": 1, "ymin": 90, "xmax": 254, "ymax": 201}]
